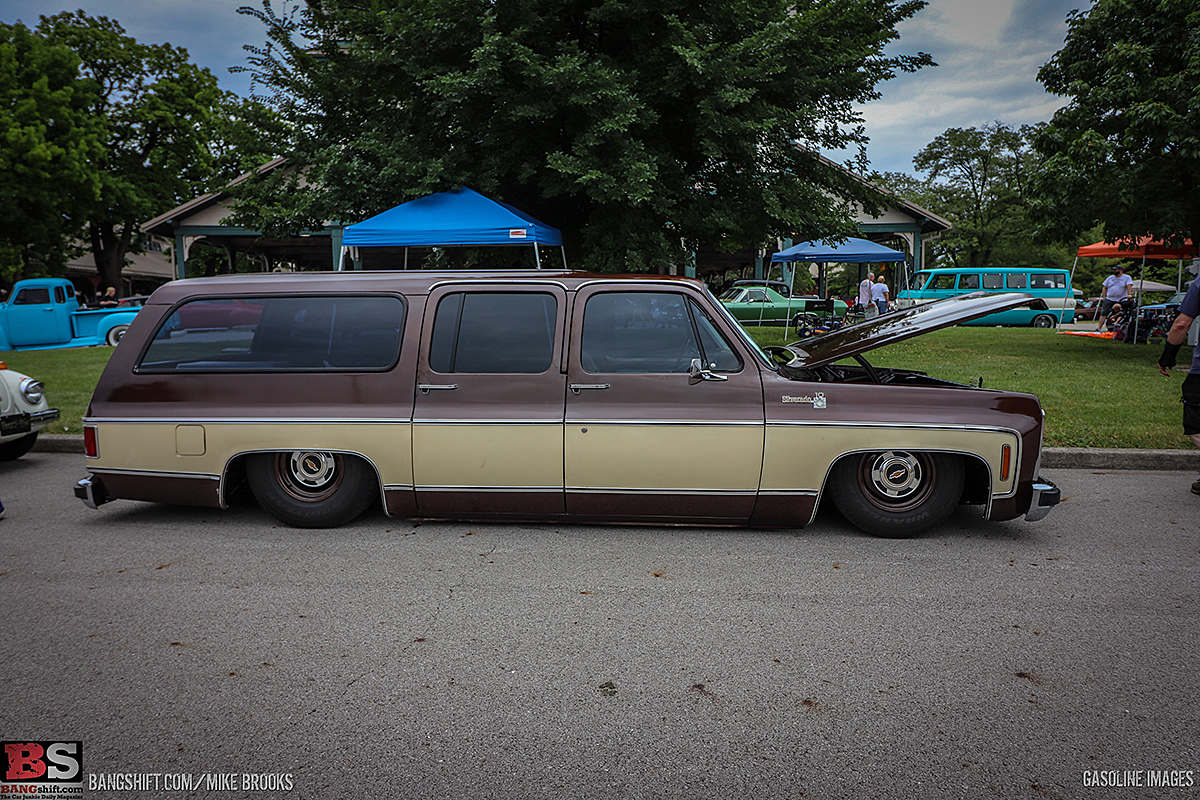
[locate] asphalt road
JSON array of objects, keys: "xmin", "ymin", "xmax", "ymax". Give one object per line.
[{"xmin": 1, "ymin": 452, "xmax": 1198, "ymax": 800}]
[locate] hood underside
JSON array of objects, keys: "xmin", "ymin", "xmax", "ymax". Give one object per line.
[{"xmin": 774, "ymin": 292, "xmax": 1048, "ymax": 369}]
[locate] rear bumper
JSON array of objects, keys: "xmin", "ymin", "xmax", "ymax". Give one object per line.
[
  {"xmin": 1024, "ymin": 477, "xmax": 1061, "ymax": 522},
  {"xmin": 74, "ymin": 475, "xmax": 112, "ymax": 509}
]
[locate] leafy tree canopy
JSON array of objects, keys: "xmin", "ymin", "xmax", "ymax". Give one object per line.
[
  {"xmin": 25, "ymin": 11, "xmax": 286, "ymax": 293},
  {"xmin": 236, "ymin": 0, "xmax": 933, "ymax": 272},
  {"xmin": 1030, "ymin": 0, "xmax": 1200, "ymax": 249},
  {"xmin": 0, "ymin": 21, "xmax": 104, "ymax": 284}
]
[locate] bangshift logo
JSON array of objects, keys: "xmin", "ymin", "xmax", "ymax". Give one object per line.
[{"xmin": 2, "ymin": 742, "xmax": 82, "ymax": 784}]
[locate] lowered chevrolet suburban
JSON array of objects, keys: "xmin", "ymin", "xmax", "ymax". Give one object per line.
[{"xmin": 75, "ymin": 271, "xmax": 1059, "ymax": 537}]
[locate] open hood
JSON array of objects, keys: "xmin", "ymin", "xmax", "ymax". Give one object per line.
[{"xmin": 774, "ymin": 292, "xmax": 1047, "ymax": 369}]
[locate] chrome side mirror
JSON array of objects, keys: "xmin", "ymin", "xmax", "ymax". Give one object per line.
[{"xmin": 689, "ymin": 358, "xmax": 728, "ymax": 382}]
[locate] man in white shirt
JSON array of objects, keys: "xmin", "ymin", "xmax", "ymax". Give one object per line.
[
  {"xmin": 1097, "ymin": 265, "xmax": 1134, "ymax": 330},
  {"xmin": 858, "ymin": 272, "xmax": 875, "ymax": 317}
]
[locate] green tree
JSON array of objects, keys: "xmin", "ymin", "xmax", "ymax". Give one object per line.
[
  {"xmin": 912, "ymin": 123, "xmax": 1033, "ymax": 267},
  {"xmin": 0, "ymin": 22, "xmax": 103, "ymax": 285},
  {"xmin": 874, "ymin": 124, "xmax": 1085, "ymax": 272},
  {"xmin": 1030, "ymin": 0, "xmax": 1200, "ymax": 249},
  {"xmin": 35, "ymin": 11, "xmax": 284, "ymax": 293},
  {"xmin": 236, "ymin": 0, "xmax": 933, "ymax": 272}
]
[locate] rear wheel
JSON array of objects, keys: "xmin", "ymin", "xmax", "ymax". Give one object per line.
[
  {"xmin": 1031, "ymin": 314, "xmax": 1056, "ymax": 329},
  {"xmin": 246, "ymin": 451, "xmax": 377, "ymax": 528},
  {"xmin": 828, "ymin": 451, "xmax": 964, "ymax": 538}
]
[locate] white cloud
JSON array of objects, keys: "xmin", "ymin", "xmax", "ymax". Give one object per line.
[{"xmin": 846, "ymin": 0, "xmax": 1085, "ymax": 175}]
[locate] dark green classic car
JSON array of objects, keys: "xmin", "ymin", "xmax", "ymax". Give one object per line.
[{"xmin": 718, "ymin": 285, "xmax": 849, "ymax": 327}]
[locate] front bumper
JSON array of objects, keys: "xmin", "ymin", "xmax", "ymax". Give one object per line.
[
  {"xmin": 1024, "ymin": 477, "xmax": 1061, "ymax": 522},
  {"xmin": 1, "ymin": 407, "xmax": 58, "ymax": 438}
]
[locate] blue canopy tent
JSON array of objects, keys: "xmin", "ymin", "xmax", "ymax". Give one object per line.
[
  {"xmin": 340, "ymin": 186, "xmax": 565, "ymax": 269},
  {"xmin": 771, "ymin": 237, "xmax": 906, "ymax": 265}
]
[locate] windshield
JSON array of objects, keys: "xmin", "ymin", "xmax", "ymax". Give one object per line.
[{"xmin": 718, "ymin": 287, "xmax": 742, "ymax": 300}]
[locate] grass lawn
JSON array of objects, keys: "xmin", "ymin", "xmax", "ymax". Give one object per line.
[
  {"xmin": 3, "ymin": 326, "xmax": 1196, "ymax": 448},
  {"xmin": 746, "ymin": 325, "xmax": 1195, "ymax": 449}
]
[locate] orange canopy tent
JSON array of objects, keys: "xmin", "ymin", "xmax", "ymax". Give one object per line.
[{"xmin": 1076, "ymin": 237, "xmax": 1197, "ymax": 260}]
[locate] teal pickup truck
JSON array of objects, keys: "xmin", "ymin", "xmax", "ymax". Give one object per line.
[{"xmin": 0, "ymin": 278, "xmax": 140, "ymax": 351}]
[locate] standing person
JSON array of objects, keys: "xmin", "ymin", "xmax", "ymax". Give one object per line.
[
  {"xmin": 1157, "ymin": 276, "xmax": 1200, "ymax": 494},
  {"xmin": 871, "ymin": 274, "xmax": 890, "ymax": 315},
  {"xmin": 1097, "ymin": 265, "xmax": 1134, "ymax": 330},
  {"xmin": 858, "ymin": 272, "xmax": 875, "ymax": 317}
]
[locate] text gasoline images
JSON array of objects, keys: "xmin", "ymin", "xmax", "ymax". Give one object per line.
[
  {"xmin": 1082, "ymin": 770, "xmax": 1193, "ymax": 788},
  {"xmin": 87, "ymin": 773, "xmax": 294, "ymax": 791}
]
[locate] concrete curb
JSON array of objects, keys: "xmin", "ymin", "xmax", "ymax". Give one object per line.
[
  {"xmin": 31, "ymin": 434, "xmax": 1200, "ymax": 471},
  {"xmin": 1041, "ymin": 447, "xmax": 1200, "ymax": 470},
  {"xmin": 34, "ymin": 434, "xmax": 86, "ymax": 453}
]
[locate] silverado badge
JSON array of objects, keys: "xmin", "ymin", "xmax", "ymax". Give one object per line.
[{"xmin": 782, "ymin": 393, "xmax": 826, "ymax": 409}]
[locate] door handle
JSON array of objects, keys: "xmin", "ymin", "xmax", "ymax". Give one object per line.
[
  {"xmin": 569, "ymin": 383, "xmax": 610, "ymax": 394},
  {"xmin": 418, "ymin": 383, "xmax": 459, "ymax": 394}
]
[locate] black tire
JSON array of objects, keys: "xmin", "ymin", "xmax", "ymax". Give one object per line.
[
  {"xmin": 827, "ymin": 451, "xmax": 964, "ymax": 538},
  {"xmin": 1031, "ymin": 314, "xmax": 1056, "ymax": 329},
  {"xmin": 246, "ymin": 451, "xmax": 377, "ymax": 528},
  {"xmin": 0, "ymin": 432, "xmax": 38, "ymax": 461},
  {"xmin": 105, "ymin": 325, "xmax": 128, "ymax": 346}
]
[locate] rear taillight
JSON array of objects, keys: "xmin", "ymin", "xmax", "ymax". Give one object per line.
[{"xmin": 84, "ymin": 425, "xmax": 98, "ymax": 458}]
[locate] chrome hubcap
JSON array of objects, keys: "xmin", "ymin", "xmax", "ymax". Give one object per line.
[
  {"xmin": 290, "ymin": 451, "xmax": 337, "ymax": 488},
  {"xmin": 868, "ymin": 451, "xmax": 923, "ymax": 500}
]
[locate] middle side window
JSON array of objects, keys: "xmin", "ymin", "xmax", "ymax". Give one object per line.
[{"xmin": 429, "ymin": 292, "xmax": 557, "ymax": 374}]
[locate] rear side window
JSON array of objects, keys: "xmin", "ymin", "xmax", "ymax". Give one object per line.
[
  {"xmin": 138, "ymin": 295, "xmax": 404, "ymax": 372},
  {"xmin": 982, "ymin": 273, "xmax": 1003, "ymax": 289},
  {"xmin": 1031, "ymin": 273, "xmax": 1066, "ymax": 289},
  {"xmin": 1007, "ymin": 273, "xmax": 1027, "ymax": 289},
  {"xmin": 429, "ymin": 292, "xmax": 557, "ymax": 374}
]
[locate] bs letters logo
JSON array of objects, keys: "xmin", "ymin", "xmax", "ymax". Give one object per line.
[{"xmin": 2, "ymin": 742, "xmax": 83, "ymax": 784}]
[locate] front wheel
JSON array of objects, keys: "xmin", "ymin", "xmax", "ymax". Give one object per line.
[
  {"xmin": 246, "ymin": 451, "xmax": 377, "ymax": 528},
  {"xmin": 105, "ymin": 324, "xmax": 128, "ymax": 346},
  {"xmin": 0, "ymin": 432, "xmax": 38, "ymax": 461},
  {"xmin": 827, "ymin": 451, "xmax": 964, "ymax": 538},
  {"xmin": 1031, "ymin": 314, "xmax": 1056, "ymax": 329}
]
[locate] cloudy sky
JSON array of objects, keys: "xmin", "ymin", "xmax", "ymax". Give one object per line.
[{"xmin": 2, "ymin": 0, "xmax": 1086, "ymax": 176}]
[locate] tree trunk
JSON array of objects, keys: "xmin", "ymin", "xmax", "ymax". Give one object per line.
[{"xmin": 89, "ymin": 220, "xmax": 134, "ymax": 297}]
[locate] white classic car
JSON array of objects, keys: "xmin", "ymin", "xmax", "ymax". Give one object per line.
[{"xmin": 0, "ymin": 362, "xmax": 60, "ymax": 460}]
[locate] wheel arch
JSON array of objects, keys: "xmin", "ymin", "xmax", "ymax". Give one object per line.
[
  {"xmin": 818, "ymin": 446, "xmax": 995, "ymax": 518},
  {"xmin": 218, "ymin": 447, "xmax": 388, "ymax": 515}
]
